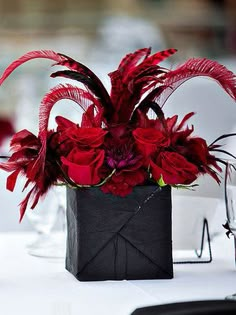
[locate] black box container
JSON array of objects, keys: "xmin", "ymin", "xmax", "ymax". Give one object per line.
[{"xmin": 66, "ymin": 185, "xmax": 173, "ymax": 281}]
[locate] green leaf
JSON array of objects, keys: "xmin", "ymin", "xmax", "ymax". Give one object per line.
[{"xmin": 157, "ymin": 175, "xmax": 167, "ymax": 187}]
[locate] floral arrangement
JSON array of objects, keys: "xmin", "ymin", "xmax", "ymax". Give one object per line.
[{"xmin": 0, "ymin": 47, "xmax": 235, "ymax": 221}]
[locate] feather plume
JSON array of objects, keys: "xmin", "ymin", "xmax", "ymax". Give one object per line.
[
  {"xmin": 29, "ymin": 130, "xmax": 47, "ymax": 180},
  {"xmin": 158, "ymin": 58, "xmax": 236, "ymax": 107},
  {"xmin": 81, "ymin": 104, "xmax": 104, "ymax": 128},
  {"xmin": 141, "ymin": 49, "xmax": 177, "ymax": 66},
  {"xmin": 136, "ymin": 101, "xmax": 168, "ymax": 132},
  {"xmin": 176, "ymin": 112, "xmax": 195, "ymax": 131},
  {"xmin": 108, "ymin": 48, "xmax": 177, "ymax": 123},
  {"xmin": 51, "ymin": 70, "xmax": 113, "ymax": 121},
  {"xmin": 133, "ymin": 66, "xmax": 166, "ymax": 83},
  {"xmin": 125, "ymin": 49, "xmax": 177, "ymax": 83},
  {"xmin": 209, "ymin": 133, "xmax": 236, "ymax": 147},
  {"xmin": 131, "ymin": 86, "xmax": 167, "ymax": 128},
  {"xmin": 38, "ymin": 83, "xmax": 102, "ymax": 135},
  {"xmin": 6, "ymin": 169, "xmax": 21, "ymax": 191},
  {"xmin": 0, "ymin": 50, "xmax": 65, "ymax": 85},
  {"xmin": 56, "ymin": 53, "xmax": 112, "ymax": 110},
  {"xmin": 18, "ymin": 187, "xmax": 41, "ymax": 222},
  {"xmin": 116, "ymin": 47, "xmax": 151, "ymax": 74},
  {"xmin": 210, "ymin": 148, "xmax": 236, "ymax": 160},
  {"xmin": 19, "ymin": 188, "xmax": 33, "ymax": 222}
]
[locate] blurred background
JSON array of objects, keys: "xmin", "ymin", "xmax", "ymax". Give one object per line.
[{"xmin": 0, "ymin": 0, "xmax": 235, "ymax": 237}]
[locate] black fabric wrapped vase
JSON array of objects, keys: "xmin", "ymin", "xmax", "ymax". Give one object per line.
[{"xmin": 66, "ymin": 185, "xmax": 173, "ymax": 281}]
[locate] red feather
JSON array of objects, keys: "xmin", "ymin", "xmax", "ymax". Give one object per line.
[
  {"xmin": 176, "ymin": 112, "xmax": 195, "ymax": 131},
  {"xmin": 116, "ymin": 47, "xmax": 151, "ymax": 73},
  {"xmin": 56, "ymin": 53, "xmax": 112, "ymax": 110},
  {"xmin": 6, "ymin": 169, "xmax": 21, "ymax": 191},
  {"xmin": 38, "ymin": 83, "xmax": 102, "ymax": 135},
  {"xmin": 124, "ymin": 48, "xmax": 177, "ymax": 82},
  {"xmin": 108, "ymin": 48, "xmax": 177, "ymax": 123},
  {"xmin": 19, "ymin": 187, "xmax": 35, "ymax": 222},
  {"xmin": 0, "ymin": 50, "xmax": 66, "ymax": 85},
  {"xmin": 159, "ymin": 58, "xmax": 236, "ymax": 107},
  {"xmin": 81, "ymin": 105, "xmax": 104, "ymax": 128}
]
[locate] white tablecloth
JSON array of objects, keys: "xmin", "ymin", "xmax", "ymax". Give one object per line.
[{"xmin": 0, "ymin": 232, "xmax": 235, "ymax": 315}]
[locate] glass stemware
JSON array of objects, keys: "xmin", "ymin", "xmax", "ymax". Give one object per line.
[
  {"xmin": 26, "ymin": 185, "xmax": 67, "ymax": 259},
  {"xmin": 224, "ymin": 161, "xmax": 236, "ymax": 253},
  {"xmin": 224, "ymin": 160, "xmax": 236, "ymax": 300}
]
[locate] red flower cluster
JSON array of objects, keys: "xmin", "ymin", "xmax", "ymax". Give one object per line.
[{"xmin": 0, "ymin": 48, "xmax": 235, "ymax": 220}]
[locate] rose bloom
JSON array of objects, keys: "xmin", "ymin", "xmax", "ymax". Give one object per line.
[
  {"xmin": 150, "ymin": 151, "xmax": 199, "ymax": 185},
  {"xmin": 62, "ymin": 125, "xmax": 107, "ymax": 148},
  {"xmin": 61, "ymin": 148, "xmax": 105, "ymax": 185},
  {"xmin": 133, "ymin": 128, "xmax": 169, "ymax": 163},
  {"xmin": 56, "ymin": 116, "xmax": 107, "ymax": 149}
]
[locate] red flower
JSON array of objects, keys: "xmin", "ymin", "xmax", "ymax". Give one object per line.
[
  {"xmin": 66, "ymin": 126, "xmax": 107, "ymax": 148},
  {"xmin": 57, "ymin": 123, "xmax": 107, "ymax": 153},
  {"xmin": 55, "ymin": 115, "xmax": 107, "ymax": 151},
  {"xmin": 105, "ymin": 137, "xmax": 142, "ymax": 170},
  {"xmin": 150, "ymin": 151, "xmax": 199, "ymax": 185},
  {"xmin": 133, "ymin": 127, "xmax": 169, "ymax": 163},
  {"xmin": 101, "ymin": 168, "xmax": 147, "ymax": 197},
  {"xmin": 61, "ymin": 148, "xmax": 105, "ymax": 185}
]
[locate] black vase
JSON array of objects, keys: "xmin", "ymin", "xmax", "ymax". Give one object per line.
[{"xmin": 66, "ymin": 185, "xmax": 173, "ymax": 281}]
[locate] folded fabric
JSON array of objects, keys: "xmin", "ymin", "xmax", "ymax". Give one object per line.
[
  {"xmin": 131, "ymin": 300, "xmax": 236, "ymax": 315},
  {"xmin": 66, "ymin": 185, "xmax": 173, "ymax": 281}
]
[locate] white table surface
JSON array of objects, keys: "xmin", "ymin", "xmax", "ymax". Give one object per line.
[{"xmin": 0, "ymin": 232, "xmax": 236, "ymax": 315}]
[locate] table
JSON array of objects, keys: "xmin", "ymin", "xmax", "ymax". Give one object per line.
[{"xmin": 0, "ymin": 232, "xmax": 235, "ymax": 315}]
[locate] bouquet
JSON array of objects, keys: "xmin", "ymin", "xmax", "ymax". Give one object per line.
[{"xmin": 0, "ymin": 47, "xmax": 235, "ymax": 222}]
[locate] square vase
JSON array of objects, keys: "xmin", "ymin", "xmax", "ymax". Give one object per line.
[{"xmin": 65, "ymin": 185, "xmax": 173, "ymax": 281}]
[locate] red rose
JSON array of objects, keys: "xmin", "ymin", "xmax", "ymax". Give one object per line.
[
  {"xmin": 61, "ymin": 148, "xmax": 105, "ymax": 185},
  {"xmin": 150, "ymin": 151, "xmax": 199, "ymax": 185},
  {"xmin": 133, "ymin": 127, "xmax": 169, "ymax": 162},
  {"xmin": 58, "ymin": 123, "xmax": 107, "ymax": 149},
  {"xmin": 68, "ymin": 126, "xmax": 107, "ymax": 148}
]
